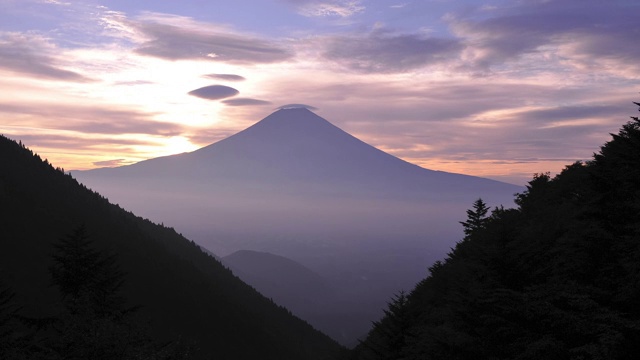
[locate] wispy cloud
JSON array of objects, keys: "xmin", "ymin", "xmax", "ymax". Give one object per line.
[
  {"xmin": 284, "ymin": 0, "xmax": 365, "ymax": 17},
  {"xmin": 204, "ymin": 74, "xmax": 246, "ymax": 81},
  {"xmin": 0, "ymin": 32, "xmax": 93, "ymax": 82},
  {"xmin": 222, "ymin": 98, "xmax": 272, "ymax": 106},
  {"xmin": 0, "ymin": 102, "xmax": 181, "ymax": 136},
  {"xmin": 446, "ymin": 0, "xmax": 640, "ymax": 75},
  {"xmin": 319, "ymin": 28, "xmax": 462, "ymax": 73},
  {"xmin": 92, "ymin": 158, "xmax": 132, "ymax": 167},
  {"xmin": 115, "ymin": 12, "xmax": 294, "ymax": 64}
]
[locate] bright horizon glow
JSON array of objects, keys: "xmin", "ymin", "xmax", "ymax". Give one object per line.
[{"xmin": 1, "ymin": 0, "xmax": 639, "ymax": 184}]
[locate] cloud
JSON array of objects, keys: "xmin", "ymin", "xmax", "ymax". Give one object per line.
[
  {"xmin": 92, "ymin": 159, "xmax": 132, "ymax": 167},
  {"xmin": 188, "ymin": 85, "xmax": 239, "ymax": 100},
  {"xmin": 113, "ymin": 80, "xmax": 155, "ymax": 86},
  {"xmin": 204, "ymin": 74, "xmax": 246, "ymax": 81},
  {"xmin": 0, "ymin": 102, "xmax": 182, "ymax": 136},
  {"xmin": 282, "ymin": 0, "xmax": 364, "ymax": 17},
  {"xmin": 299, "ymin": 1, "xmax": 365, "ymax": 17},
  {"xmin": 6, "ymin": 133, "xmax": 161, "ymax": 151},
  {"xmin": 509, "ymin": 105, "xmax": 625, "ymax": 125},
  {"xmin": 256, "ymin": 76, "xmax": 628, "ymax": 185},
  {"xmin": 277, "ymin": 104, "xmax": 318, "ymax": 110},
  {"xmin": 0, "ymin": 32, "xmax": 92, "ymax": 82},
  {"xmin": 320, "ymin": 28, "xmax": 463, "ymax": 73},
  {"xmin": 222, "ymin": 98, "xmax": 272, "ymax": 106},
  {"xmin": 128, "ymin": 13, "xmax": 293, "ymax": 64},
  {"xmin": 447, "ymin": 0, "xmax": 640, "ymax": 73},
  {"xmin": 42, "ymin": 0, "xmax": 71, "ymax": 5}
]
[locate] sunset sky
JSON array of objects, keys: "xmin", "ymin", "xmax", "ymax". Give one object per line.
[{"xmin": 1, "ymin": 0, "xmax": 638, "ymax": 185}]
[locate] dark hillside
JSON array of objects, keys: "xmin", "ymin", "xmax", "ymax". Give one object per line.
[
  {"xmin": 0, "ymin": 136, "xmax": 343, "ymax": 359},
  {"xmin": 352, "ymin": 101, "xmax": 640, "ymax": 360}
]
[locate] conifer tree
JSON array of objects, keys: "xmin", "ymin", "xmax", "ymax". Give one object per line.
[
  {"xmin": 459, "ymin": 198, "xmax": 490, "ymax": 239},
  {"xmin": 50, "ymin": 225, "xmax": 126, "ymax": 318},
  {"xmin": 49, "ymin": 226, "xmax": 147, "ymax": 359}
]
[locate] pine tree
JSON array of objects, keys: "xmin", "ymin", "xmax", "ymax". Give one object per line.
[
  {"xmin": 49, "ymin": 226, "xmax": 144, "ymax": 359},
  {"xmin": 459, "ymin": 198, "xmax": 490, "ymax": 239},
  {"xmin": 50, "ymin": 225, "xmax": 125, "ymax": 317},
  {"xmin": 48, "ymin": 225, "xmax": 191, "ymax": 359},
  {"xmin": 358, "ymin": 291, "xmax": 412, "ymax": 360}
]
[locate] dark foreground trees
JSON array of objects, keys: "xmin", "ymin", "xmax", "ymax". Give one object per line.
[
  {"xmin": 50, "ymin": 225, "xmax": 145, "ymax": 359},
  {"xmin": 351, "ymin": 101, "xmax": 640, "ymax": 360},
  {"xmin": 0, "ymin": 134, "xmax": 344, "ymax": 360},
  {"xmin": 0, "ymin": 226, "xmax": 189, "ymax": 360}
]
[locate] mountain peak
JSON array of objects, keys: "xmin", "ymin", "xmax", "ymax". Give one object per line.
[{"xmin": 243, "ymin": 104, "xmax": 337, "ymax": 135}]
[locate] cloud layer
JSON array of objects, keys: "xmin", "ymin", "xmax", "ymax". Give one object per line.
[
  {"xmin": 0, "ymin": 32, "xmax": 92, "ymax": 81},
  {"xmin": 0, "ymin": 0, "xmax": 638, "ymax": 184},
  {"xmin": 130, "ymin": 14, "xmax": 293, "ymax": 64}
]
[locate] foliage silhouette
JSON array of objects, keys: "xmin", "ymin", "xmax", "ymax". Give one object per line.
[
  {"xmin": 352, "ymin": 101, "xmax": 640, "ymax": 360},
  {"xmin": 0, "ymin": 134, "xmax": 343, "ymax": 360}
]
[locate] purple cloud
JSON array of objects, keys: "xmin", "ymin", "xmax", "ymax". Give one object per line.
[
  {"xmin": 447, "ymin": 0, "xmax": 640, "ymax": 72},
  {"xmin": 321, "ymin": 28, "xmax": 462, "ymax": 73},
  {"xmin": 132, "ymin": 20, "xmax": 293, "ymax": 64},
  {"xmin": 0, "ymin": 33, "xmax": 92, "ymax": 82},
  {"xmin": 0, "ymin": 102, "xmax": 181, "ymax": 136},
  {"xmin": 188, "ymin": 85, "xmax": 239, "ymax": 100},
  {"xmin": 7, "ymin": 133, "xmax": 161, "ymax": 151},
  {"xmin": 93, "ymin": 159, "xmax": 132, "ymax": 167},
  {"xmin": 277, "ymin": 104, "xmax": 318, "ymax": 110},
  {"xmin": 204, "ymin": 74, "xmax": 246, "ymax": 81},
  {"xmin": 281, "ymin": 0, "xmax": 365, "ymax": 17},
  {"xmin": 222, "ymin": 98, "xmax": 272, "ymax": 106}
]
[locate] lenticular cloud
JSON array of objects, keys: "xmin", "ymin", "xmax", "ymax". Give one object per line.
[{"xmin": 188, "ymin": 85, "xmax": 239, "ymax": 100}]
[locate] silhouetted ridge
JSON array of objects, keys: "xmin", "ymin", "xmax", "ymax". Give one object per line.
[
  {"xmin": 351, "ymin": 102, "xmax": 640, "ymax": 359},
  {"xmin": 0, "ymin": 134, "xmax": 343, "ymax": 360},
  {"xmin": 71, "ymin": 108, "xmax": 521, "ymax": 346}
]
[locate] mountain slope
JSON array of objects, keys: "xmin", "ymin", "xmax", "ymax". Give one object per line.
[
  {"xmin": 0, "ymin": 135, "xmax": 343, "ymax": 360},
  {"xmin": 72, "ymin": 107, "xmax": 522, "ymax": 345},
  {"xmin": 222, "ymin": 250, "xmax": 332, "ymax": 314},
  {"xmin": 351, "ymin": 104, "xmax": 640, "ymax": 359}
]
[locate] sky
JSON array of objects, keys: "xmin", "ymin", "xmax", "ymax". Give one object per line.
[{"xmin": 1, "ymin": 0, "xmax": 638, "ymax": 185}]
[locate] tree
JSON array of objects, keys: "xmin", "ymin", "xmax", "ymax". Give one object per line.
[
  {"xmin": 358, "ymin": 291, "xmax": 412, "ymax": 360},
  {"xmin": 49, "ymin": 226, "xmax": 146, "ymax": 359},
  {"xmin": 459, "ymin": 198, "xmax": 490, "ymax": 239},
  {"xmin": 50, "ymin": 225, "xmax": 125, "ymax": 315},
  {"xmin": 48, "ymin": 225, "xmax": 192, "ymax": 359},
  {"xmin": 0, "ymin": 275, "xmax": 46, "ymax": 360}
]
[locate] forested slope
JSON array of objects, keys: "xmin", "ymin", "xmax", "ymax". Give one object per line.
[
  {"xmin": 0, "ymin": 135, "xmax": 343, "ymax": 360},
  {"xmin": 352, "ymin": 102, "xmax": 640, "ymax": 360}
]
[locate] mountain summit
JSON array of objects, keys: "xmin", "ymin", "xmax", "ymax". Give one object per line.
[
  {"xmin": 85, "ymin": 107, "xmax": 514, "ymax": 198},
  {"xmin": 73, "ymin": 108, "xmax": 521, "ymax": 345}
]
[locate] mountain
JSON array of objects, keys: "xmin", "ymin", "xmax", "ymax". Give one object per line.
[
  {"xmin": 72, "ymin": 107, "xmax": 522, "ymax": 345},
  {"xmin": 351, "ymin": 105, "xmax": 640, "ymax": 359},
  {"xmin": 221, "ymin": 250, "xmax": 332, "ymax": 315},
  {"xmin": 0, "ymin": 135, "xmax": 343, "ymax": 359}
]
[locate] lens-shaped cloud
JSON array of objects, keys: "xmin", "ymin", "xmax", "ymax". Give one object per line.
[
  {"xmin": 188, "ymin": 85, "xmax": 240, "ymax": 100},
  {"xmin": 223, "ymin": 98, "xmax": 272, "ymax": 106},
  {"xmin": 277, "ymin": 104, "xmax": 318, "ymax": 110},
  {"xmin": 204, "ymin": 74, "xmax": 246, "ymax": 81}
]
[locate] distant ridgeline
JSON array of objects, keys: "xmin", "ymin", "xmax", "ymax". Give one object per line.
[
  {"xmin": 351, "ymin": 101, "xmax": 640, "ymax": 359},
  {"xmin": 0, "ymin": 136, "xmax": 343, "ymax": 359}
]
